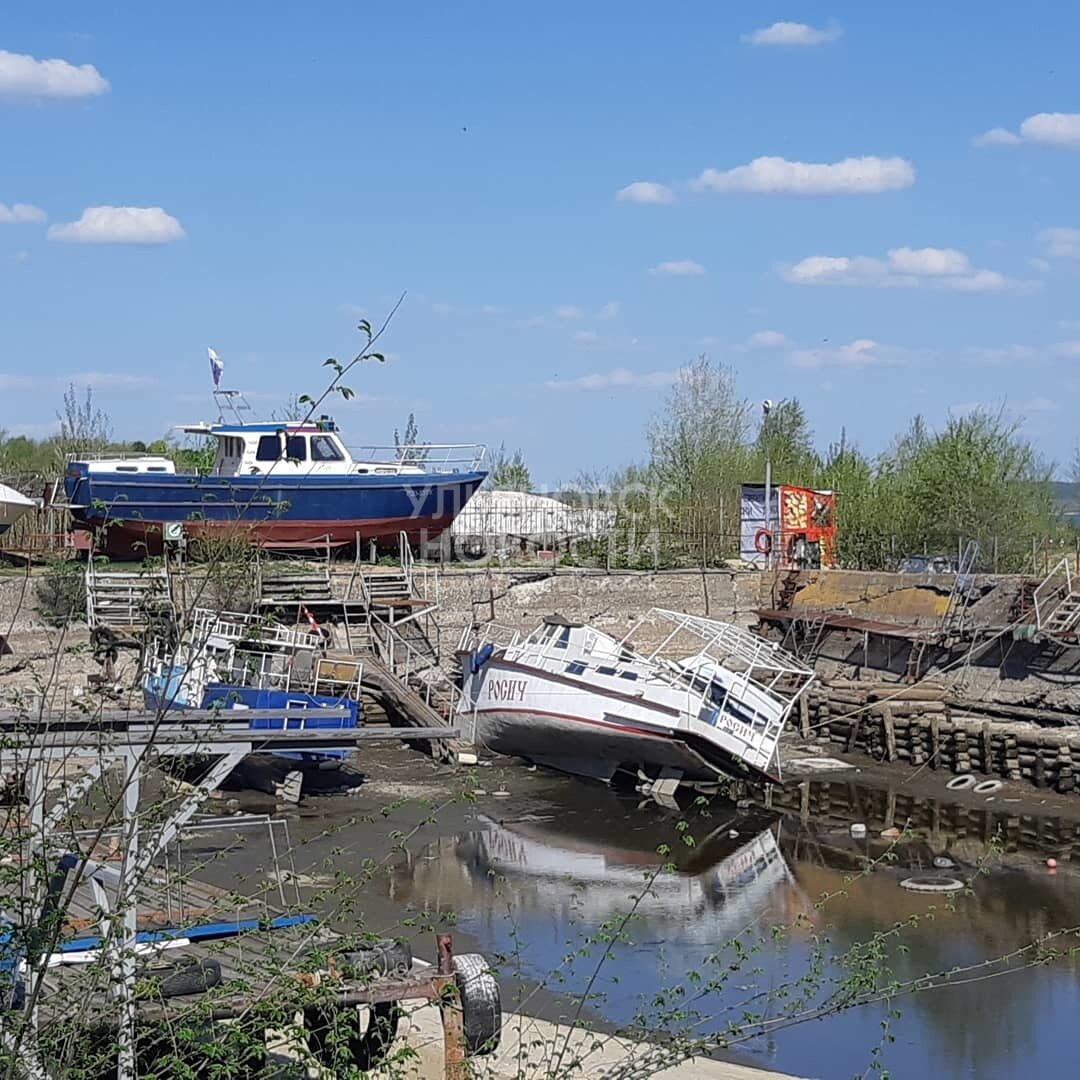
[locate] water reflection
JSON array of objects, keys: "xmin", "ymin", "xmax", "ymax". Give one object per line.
[{"xmin": 391, "ymin": 778, "xmax": 1080, "ymax": 1080}]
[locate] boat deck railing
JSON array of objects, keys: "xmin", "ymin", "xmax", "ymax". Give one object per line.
[
  {"xmin": 346, "ymin": 442, "xmax": 487, "ymax": 474},
  {"xmin": 190, "ymin": 608, "xmax": 323, "ymax": 652}
]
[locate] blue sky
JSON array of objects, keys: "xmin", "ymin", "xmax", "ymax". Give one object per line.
[{"xmin": 2, "ymin": 2, "xmax": 1079, "ymax": 483}]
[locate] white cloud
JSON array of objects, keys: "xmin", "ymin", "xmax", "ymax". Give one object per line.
[
  {"xmin": 555, "ymin": 304, "xmax": 583, "ymax": 319},
  {"xmin": 48, "ymin": 206, "xmax": 185, "ymax": 244},
  {"xmin": 0, "ymin": 202, "xmax": 46, "ymax": 224},
  {"xmin": 596, "ymin": 301, "xmax": 621, "ymax": 320},
  {"xmin": 546, "ymin": 367, "xmax": 678, "ymax": 391},
  {"xmin": 0, "ymin": 48, "xmax": 108, "ymax": 100},
  {"xmin": 649, "ymin": 259, "xmax": 705, "ymax": 276},
  {"xmin": 783, "ymin": 246, "xmax": 1020, "ymax": 292},
  {"xmin": 692, "ymin": 155, "xmax": 914, "ymax": 195},
  {"xmin": 1053, "ymin": 341, "xmax": 1080, "ymax": 358},
  {"xmin": 790, "ymin": 338, "xmax": 887, "ymax": 368},
  {"xmin": 741, "ymin": 21, "xmax": 842, "ymax": 46},
  {"xmin": 573, "ymin": 330, "xmax": 599, "ymax": 343},
  {"xmin": 971, "ymin": 127, "xmax": 1023, "ymax": 147},
  {"xmin": 974, "ymin": 113, "xmax": 1080, "ymax": 149},
  {"xmin": 616, "ymin": 181, "xmax": 674, "ymax": 205},
  {"xmin": 748, "ymin": 329, "xmax": 789, "ymax": 348},
  {"xmin": 1041, "ymin": 227, "xmax": 1080, "ymax": 258}
]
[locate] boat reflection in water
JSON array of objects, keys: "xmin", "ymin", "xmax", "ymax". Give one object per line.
[{"xmin": 393, "ymin": 804, "xmax": 810, "ymax": 955}]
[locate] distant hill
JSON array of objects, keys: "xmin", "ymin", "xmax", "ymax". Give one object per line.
[{"xmin": 1052, "ymin": 481, "xmax": 1080, "ymax": 521}]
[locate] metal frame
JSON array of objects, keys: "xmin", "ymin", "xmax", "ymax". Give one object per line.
[{"xmin": 0, "ymin": 710, "xmax": 460, "ymax": 1080}]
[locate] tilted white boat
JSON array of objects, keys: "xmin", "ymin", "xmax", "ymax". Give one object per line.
[
  {"xmin": 456, "ymin": 608, "xmax": 815, "ymax": 788},
  {"xmin": 0, "ymin": 482, "xmax": 36, "ymax": 537}
]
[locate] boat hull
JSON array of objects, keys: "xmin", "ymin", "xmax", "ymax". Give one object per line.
[
  {"xmin": 459, "ymin": 658, "xmax": 752, "ymax": 784},
  {"xmin": 63, "ymin": 468, "xmax": 485, "ymax": 557}
]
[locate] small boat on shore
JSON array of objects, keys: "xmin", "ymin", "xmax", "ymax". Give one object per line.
[
  {"xmin": 143, "ymin": 608, "xmax": 361, "ymax": 788},
  {"xmin": 0, "ymin": 482, "xmax": 36, "ymax": 537},
  {"xmin": 456, "ymin": 609, "xmax": 815, "ymax": 792},
  {"xmin": 62, "ymin": 392, "xmax": 487, "ymax": 558}
]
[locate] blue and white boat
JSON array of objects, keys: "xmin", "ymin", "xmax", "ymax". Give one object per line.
[
  {"xmin": 143, "ymin": 607, "xmax": 361, "ymax": 769},
  {"xmin": 63, "ymin": 391, "xmax": 486, "ymax": 558}
]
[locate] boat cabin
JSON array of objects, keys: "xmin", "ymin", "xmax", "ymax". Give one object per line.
[{"xmin": 178, "ymin": 420, "xmax": 428, "ymax": 478}]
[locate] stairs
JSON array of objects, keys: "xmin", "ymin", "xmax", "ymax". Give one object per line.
[
  {"xmin": 258, "ymin": 571, "xmax": 334, "ymax": 606},
  {"xmin": 1033, "ymin": 559, "xmax": 1080, "ymax": 638},
  {"xmin": 1044, "ymin": 594, "xmax": 1080, "ymax": 635},
  {"xmin": 86, "ymin": 569, "xmax": 173, "ymax": 631}
]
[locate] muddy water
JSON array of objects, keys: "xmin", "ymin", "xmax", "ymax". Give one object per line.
[{"xmin": 197, "ymin": 747, "xmax": 1080, "ymax": 1080}]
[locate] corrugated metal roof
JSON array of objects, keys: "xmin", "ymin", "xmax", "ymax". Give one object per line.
[{"xmin": 452, "ymin": 489, "xmax": 614, "ymax": 540}]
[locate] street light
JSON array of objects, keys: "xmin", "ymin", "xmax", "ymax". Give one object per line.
[{"xmin": 762, "ymin": 400, "xmax": 773, "ymax": 569}]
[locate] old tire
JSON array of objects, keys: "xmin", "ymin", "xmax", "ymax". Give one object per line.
[
  {"xmin": 973, "ymin": 779, "xmax": 1003, "ymax": 795},
  {"xmin": 945, "ymin": 774, "xmax": 977, "ymax": 791},
  {"xmin": 453, "ymin": 953, "xmax": 501, "ymax": 1056},
  {"xmin": 137, "ymin": 956, "xmax": 222, "ymax": 998},
  {"xmin": 336, "ymin": 938, "xmax": 413, "ymax": 978},
  {"xmin": 304, "ymin": 1000, "xmax": 401, "ymax": 1071}
]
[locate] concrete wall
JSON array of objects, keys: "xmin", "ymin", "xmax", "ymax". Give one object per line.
[{"xmin": 427, "ymin": 568, "xmax": 766, "ymax": 650}]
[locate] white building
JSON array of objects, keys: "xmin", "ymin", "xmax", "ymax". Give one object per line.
[{"xmin": 447, "ymin": 489, "xmax": 614, "ymax": 558}]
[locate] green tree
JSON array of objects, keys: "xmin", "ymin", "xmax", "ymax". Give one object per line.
[
  {"xmin": 486, "ymin": 444, "xmax": 532, "ymax": 491},
  {"xmin": 754, "ymin": 398, "xmax": 819, "ymax": 487}
]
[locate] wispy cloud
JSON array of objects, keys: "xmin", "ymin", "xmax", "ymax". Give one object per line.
[
  {"xmin": 0, "ymin": 371, "xmax": 158, "ymax": 391},
  {"xmin": 1041, "ymin": 227, "xmax": 1080, "ymax": 258},
  {"xmin": 0, "ymin": 202, "xmax": 45, "ymax": 224},
  {"xmin": 783, "ymin": 246, "xmax": 1024, "ymax": 292},
  {"xmin": 789, "ymin": 338, "xmax": 897, "ymax": 368},
  {"xmin": 546, "ymin": 367, "xmax": 678, "ymax": 391},
  {"xmin": 748, "ymin": 329, "xmax": 789, "ymax": 348},
  {"xmin": 615, "ymin": 181, "xmax": 675, "ymax": 204},
  {"xmin": 555, "ymin": 305, "xmax": 583, "ymax": 320},
  {"xmin": 973, "ymin": 113, "xmax": 1080, "ymax": 149},
  {"xmin": 649, "ymin": 259, "xmax": 705, "ymax": 276},
  {"xmin": 596, "ymin": 301, "xmax": 621, "ymax": 320},
  {"xmin": 48, "ymin": 206, "xmax": 185, "ymax": 245},
  {"xmin": 572, "ymin": 330, "xmax": 599, "ymax": 344},
  {"xmin": 692, "ymin": 155, "xmax": 914, "ymax": 195},
  {"xmin": 0, "ymin": 48, "xmax": 108, "ymax": 100},
  {"xmin": 741, "ymin": 21, "xmax": 842, "ymax": 47}
]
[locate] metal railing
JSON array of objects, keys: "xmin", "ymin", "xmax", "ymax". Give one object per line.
[
  {"xmin": 1034, "ymin": 558, "xmax": 1075, "ymax": 631},
  {"xmin": 370, "ymin": 616, "xmax": 460, "ymax": 718},
  {"xmin": 346, "ymin": 442, "xmax": 487, "ymax": 474}
]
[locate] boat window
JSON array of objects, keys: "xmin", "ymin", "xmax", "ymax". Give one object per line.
[
  {"xmin": 619, "ymin": 671, "xmax": 638, "ymax": 681},
  {"xmin": 256, "ymin": 435, "xmax": 281, "ymax": 461},
  {"xmin": 553, "ymin": 625, "xmax": 571, "ymax": 649},
  {"xmin": 597, "ymin": 665, "xmax": 616, "ymax": 676},
  {"xmin": 310, "ymin": 435, "xmax": 344, "ymax": 462},
  {"xmin": 565, "ymin": 662, "xmax": 586, "ymax": 675},
  {"xmin": 285, "ymin": 436, "xmax": 306, "ymax": 461}
]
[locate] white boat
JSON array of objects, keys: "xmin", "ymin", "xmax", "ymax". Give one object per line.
[
  {"xmin": 456, "ymin": 608, "xmax": 815, "ymax": 788},
  {"xmin": 0, "ymin": 482, "xmax": 36, "ymax": 536}
]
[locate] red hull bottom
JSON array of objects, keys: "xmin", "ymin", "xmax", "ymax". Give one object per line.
[{"xmin": 78, "ymin": 514, "xmax": 455, "ymax": 560}]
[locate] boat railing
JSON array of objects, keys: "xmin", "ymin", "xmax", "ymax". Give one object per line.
[
  {"xmin": 457, "ymin": 622, "xmax": 521, "ymax": 653},
  {"xmin": 190, "ymin": 608, "xmax": 323, "ymax": 652},
  {"xmin": 639, "ymin": 609, "xmax": 816, "ymax": 697},
  {"xmin": 346, "ymin": 443, "xmax": 488, "ymax": 474}
]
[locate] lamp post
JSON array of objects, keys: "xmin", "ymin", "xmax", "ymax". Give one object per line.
[{"xmin": 762, "ymin": 399, "xmax": 773, "ymax": 569}]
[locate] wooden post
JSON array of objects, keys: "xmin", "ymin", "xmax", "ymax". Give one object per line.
[
  {"xmin": 930, "ymin": 714, "xmax": 941, "ymax": 770},
  {"xmin": 799, "ymin": 694, "xmax": 810, "ymax": 738},
  {"xmin": 846, "ymin": 714, "xmax": 862, "ymax": 754},
  {"xmin": 883, "ymin": 705, "xmax": 897, "ymax": 762},
  {"xmin": 980, "ymin": 722, "xmax": 992, "ymax": 776},
  {"xmin": 437, "ymin": 934, "xmax": 467, "ymax": 1080}
]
